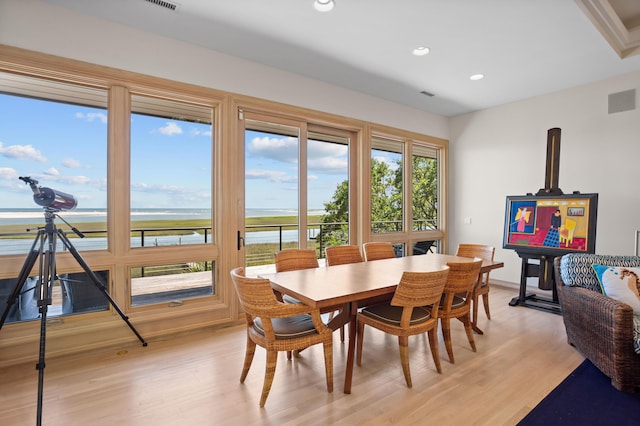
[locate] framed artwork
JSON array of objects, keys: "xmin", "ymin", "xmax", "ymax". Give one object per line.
[{"xmin": 503, "ymin": 193, "xmax": 598, "ymax": 255}]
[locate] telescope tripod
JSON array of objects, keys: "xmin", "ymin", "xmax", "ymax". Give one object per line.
[{"xmin": 0, "ymin": 209, "xmax": 146, "ymax": 426}]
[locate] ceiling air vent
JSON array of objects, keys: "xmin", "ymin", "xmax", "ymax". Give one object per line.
[{"xmin": 144, "ymin": 0, "xmax": 179, "ymax": 11}]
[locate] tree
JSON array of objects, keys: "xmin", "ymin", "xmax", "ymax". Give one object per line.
[{"xmin": 321, "ymin": 156, "xmax": 438, "ymax": 242}]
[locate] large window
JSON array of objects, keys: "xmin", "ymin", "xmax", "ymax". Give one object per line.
[
  {"xmin": 128, "ymin": 95, "xmax": 215, "ymax": 306},
  {"xmin": 0, "ymin": 72, "xmax": 109, "ymax": 322}
]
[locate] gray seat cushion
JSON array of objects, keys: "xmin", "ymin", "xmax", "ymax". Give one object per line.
[
  {"xmin": 360, "ymin": 303, "xmax": 431, "ymax": 325},
  {"xmin": 253, "ymin": 314, "xmax": 318, "ymax": 339}
]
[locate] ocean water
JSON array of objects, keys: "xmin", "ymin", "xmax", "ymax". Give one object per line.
[
  {"xmin": 0, "ymin": 208, "xmax": 325, "ymax": 255},
  {"xmin": 0, "ymin": 207, "xmax": 323, "ymax": 225}
]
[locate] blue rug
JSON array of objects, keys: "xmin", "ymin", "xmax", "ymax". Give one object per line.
[{"xmin": 519, "ymin": 359, "xmax": 640, "ymax": 425}]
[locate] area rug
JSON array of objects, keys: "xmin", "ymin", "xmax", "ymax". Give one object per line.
[{"xmin": 518, "ymin": 359, "xmax": 640, "ymax": 425}]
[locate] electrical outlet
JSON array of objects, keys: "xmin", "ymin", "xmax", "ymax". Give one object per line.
[{"xmin": 464, "ymin": 217, "xmax": 472, "ymax": 224}]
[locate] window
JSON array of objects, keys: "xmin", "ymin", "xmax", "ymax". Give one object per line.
[
  {"xmin": 0, "ymin": 72, "xmax": 109, "ymax": 255},
  {"xmin": 412, "ymin": 145, "xmax": 438, "ymax": 231},
  {"xmin": 130, "ymin": 95, "xmax": 213, "ymax": 248},
  {"xmin": 309, "ymin": 130, "xmax": 350, "ymax": 254},
  {"xmin": 371, "ymin": 137, "xmax": 404, "ymax": 234}
]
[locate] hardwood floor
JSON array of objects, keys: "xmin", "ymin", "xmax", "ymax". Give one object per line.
[{"xmin": 0, "ymin": 284, "xmax": 584, "ymax": 425}]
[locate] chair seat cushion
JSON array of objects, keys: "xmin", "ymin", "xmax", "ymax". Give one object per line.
[
  {"xmin": 438, "ymin": 294, "xmax": 466, "ymax": 309},
  {"xmin": 253, "ymin": 315, "xmax": 318, "ymax": 339},
  {"xmin": 360, "ymin": 303, "xmax": 431, "ymax": 325},
  {"xmin": 282, "ymin": 294, "xmax": 302, "ymax": 304}
]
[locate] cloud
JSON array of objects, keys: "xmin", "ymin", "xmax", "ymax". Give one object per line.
[
  {"xmin": 190, "ymin": 128, "xmax": 212, "ymax": 137},
  {"xmin": 246, "ymin": 169, "xmax": 297, "ymax": 183},
  {"xmin": 0, "ymin": 142, "xmax": 47, "ymax": 162},
  {"xmin": 247, "ymin": 136, "xmax": 298, "ymax": 163},
  {"xmin": 0, "ymin": 167, "xmax": 19, "ymax": 180},
  {"xmin": 62, "ymin": 158, "xmax": 85, "ymax": 169},
  {"xmin": 43, "ymin": 167, "xmax": 60, "ymax": 176},
  {"xmin": 75, "ymin": 111, "xmax": 108, "ymax": 124},
  {"xmin": 158, "ymin": 122, "xmax": 183, "ymax": 136}
]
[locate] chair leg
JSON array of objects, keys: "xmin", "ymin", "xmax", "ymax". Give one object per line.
[
  {"xmin": 441, "ymin": 318, "xmax": 454, "ymax": 363},
  {"xmin": 462, "ymin": 314, "xmax": 476, "ymax": 352},
  {"xmin": 398, "ymin": 335, "xmax": 412, "ymax": 388},
  {"xmin": 240, "ymin": 335, "xmax": 256, "ymax": 383},
  {"xmin": 260, "ymin": 349, "xmax": 278, "ymax": 407},
  {"xmin": 472, "ymin": 294, "xmax": 480, "ymax": 328},
  {"xmin": 322, "ymin": 340, "xmax": 334, "ymax": 393},
  {"xmin": 356, "ymin": 319, "xmax": 365, "ymax": 366},
  {"xmin": 482, "ymin": 293, "xmax": 491, "ymax": 320},
  {"xmin": 427, "ymin": 328, "xmax": 442, "ymax": 374}
]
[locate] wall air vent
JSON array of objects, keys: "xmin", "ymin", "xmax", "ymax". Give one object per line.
[
  {"xmin": 144, "ymin": 0, "xmax": 179, "ymax": 11},
  {"xmin": 420, "ymin": 90, "xmax": 435, "ymax": 97}
]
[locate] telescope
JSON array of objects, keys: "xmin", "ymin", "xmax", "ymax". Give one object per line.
[{"xmin": 19, "ymin": 176, "xmax": 77, "ymax": 211}]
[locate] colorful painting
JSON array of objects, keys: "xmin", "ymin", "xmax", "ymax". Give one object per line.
[{"xmin": 503, "ymin": 193, "xmax": 598, "ymax": 254}]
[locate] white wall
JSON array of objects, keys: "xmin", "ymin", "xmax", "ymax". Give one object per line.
[
  {"xmin": 450, "ymin": 71, "xmax": 640, "ymax": 283},
  {"xmin": 0, "ymin": 0, "xmax": 448, "ymax": 139}
]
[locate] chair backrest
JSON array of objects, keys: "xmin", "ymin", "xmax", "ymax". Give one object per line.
[
  {"xmin": 363, "ymin": 242, "xmax": 396, "ymax": 261},
  {"xmin": 444, "ymin": 260, "xmax": 483, "ymax": 295},
  {"xmin": 325, "ymin": 245, "xmax": 364, "ymax": 266},
  {"xmin": 391, "ymin": 267, "xmax": 449, "ymax": 309},
  {"xmin": 275, "ymin": 249, "xmax": 319, "ymax": 272},
  {"xmin": 456, "ymin": 243, "xmax": 495, "ymax": 262},
  {"xmin": 456, "ymin": 243, "xmax": 494, "ymax": 285},
  {"xmin": 230, "ymin": 267, "xmax": 279, "ymax": 317}
]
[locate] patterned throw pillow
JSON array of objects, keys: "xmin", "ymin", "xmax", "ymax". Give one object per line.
[{"xmin": 592, "ymin": 264, "xmax": 640, "ymax": 354}]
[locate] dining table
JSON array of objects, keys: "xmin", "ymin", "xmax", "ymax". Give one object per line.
[{"xmin": 260, "ymin": 253, "xmax": 504, "ymax": 394}]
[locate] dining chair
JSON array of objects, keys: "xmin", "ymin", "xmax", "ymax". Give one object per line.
[
  {"xmin": 325, "ymin": 245, "xmax": 364, "ymax": 341},
  {"xmin": 455, "ymin": 243, "xmax": 495, "ymax": 328},
  {"xmin": 274, "ymin": 248, "xmax": 319, "ymax": 303},
  {"xmin": 356, "ymin": 267, "xmax": 449, "ymax": 388},
  {"xmin": 362, "ymin": 242, "xmax": 396, "ymax": 261},
  {"xmin": 274, "ymin": 248, "xmax": 320, "ymax": 359},
  {"xmin": 325, "ymin": 244, "xmax": 364, "ymax": 265},
  {"xmin": 229, "ymin": 267, "xmax": 333, "ymax": 407},
  {"xmin": 274, "ymin": 248, "xmax": 319, "ymax": 272},
  {"xmin": 434, "ymin": 259, "xmax": 483, "ymax": 364}
]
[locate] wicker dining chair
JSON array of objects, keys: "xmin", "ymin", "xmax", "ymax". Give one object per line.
[
  {"xmin": 325, "ymin": 245, "xmax": 364, "ymax": 341},
  {"xmin": 325, "ymin": 244, "xmax": 364, "ymax": 266},
  {"xmin": 356, "ymin": 267, "xmax": 449, "ymax": 388},
  {"xmin": 455, "ymin": 244, "xmax": 495, "ymax": 328},
  {"xmin": 274, "ymin": 249, "xmax": 321, "ymax": 359},
  {"xmin": 274, "ymin": 248, "xmax": 319, "ymax": 272},
  {"xmin": 229, "ymin": 267, "xmax": 333, "ymax": 407},
  {"xmin": 434, "ymin": 260, "xmax": 483, "ymax": 363},
  {"xmin": 362, "ymin": 242, "xmax": 397, "ymax": 262}
]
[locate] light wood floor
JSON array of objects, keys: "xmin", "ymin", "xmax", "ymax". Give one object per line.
[{"xmin": 0, "ymin": 285, "xmax": 584, "ymax": 426}]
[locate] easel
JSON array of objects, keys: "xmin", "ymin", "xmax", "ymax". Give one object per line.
[{"xmin": 508, "ymin": 128, "xmax": 563, "ymax": 314}]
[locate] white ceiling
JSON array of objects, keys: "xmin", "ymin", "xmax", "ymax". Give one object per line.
[{"xmin": 40, "ymin": 0, "xmax": 640, "ymax": 117}]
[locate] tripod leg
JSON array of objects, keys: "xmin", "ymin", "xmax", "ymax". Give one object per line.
[
  {"xmin": 0, "ymin": 232, "xmax": 43, "ymax": 330},
  {"xmin": 56, "ymin": 230, "xmax": 147, "ymax": 346},
  {"xmin": 35, "ymin": 246, "xmax": 55, "ymax": 426}
]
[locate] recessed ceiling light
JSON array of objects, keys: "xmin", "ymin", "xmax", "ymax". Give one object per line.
[
  {"xmin": 314, "ymin": 0, "xmax": 335, "ymax": 12},
  {"xmin": 470, "ymin": 74, "xmax": 485, "ymax": 81},
  {"xmin": 412, "ymin": 46, "xmax": 430, "ymax": 56}
]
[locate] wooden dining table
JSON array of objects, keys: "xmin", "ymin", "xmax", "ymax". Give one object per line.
[{"xmin": 260, "ymin": 253, "xmax": 504, "ymax": 394}]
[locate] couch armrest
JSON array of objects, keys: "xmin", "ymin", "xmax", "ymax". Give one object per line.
[{"xmin": 557, "ymin": 284, "xmax": 635, "ymax": 369}]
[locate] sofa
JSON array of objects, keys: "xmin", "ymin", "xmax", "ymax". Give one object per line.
[{"xmin": 555, "ymin": 253, "xmax": 640, "ymax": 392}]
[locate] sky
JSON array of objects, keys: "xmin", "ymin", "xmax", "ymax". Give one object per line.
[{"xmin": 0, "ymin": 92, "xmax": 354, "ymax": 212}]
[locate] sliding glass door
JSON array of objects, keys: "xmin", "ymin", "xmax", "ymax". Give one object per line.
[{"xmin": 241, "ymin": 112, "xmax": 353, "ymax": 272}]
